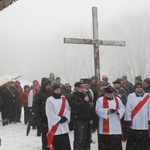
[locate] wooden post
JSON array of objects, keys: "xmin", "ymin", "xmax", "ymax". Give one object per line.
[{"xmin": 64, "ymin": 7, "xmax": 126, "ymax": 83}]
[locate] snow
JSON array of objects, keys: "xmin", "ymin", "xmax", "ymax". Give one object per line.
[{"xmin": 0, "ymin": 111, "xmax": 126, "ymax": 150}]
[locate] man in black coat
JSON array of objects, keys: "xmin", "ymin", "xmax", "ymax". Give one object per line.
[
  {"xmin": 143, "ymin": 78, "xmax": 150, "ymax": 93},
  {"xmin": 70, "ymin": 82, "xmax": 91, "ymax": 150},
  {"xmin": 0, "ymin": 82, "xmax": 12, "ymax": 126},
  {"xmin": 9, "ymin": 81, "xmax": 19, "ymax": 123},
  {"xmin": 122, "ymin": 75, "xmax": 134, "ymax": 95},
  {"xmin": 32, "ymin": 78, "xmax": 51, "ymax": 150},
  {"xmin": 113, "ymin": 78, "xmax": 128, "ymax": 105}
]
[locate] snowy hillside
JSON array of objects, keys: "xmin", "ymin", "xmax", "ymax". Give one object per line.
[{"xmin": 0, "ymin": 111, "xmax": 125, "ymax": 150}]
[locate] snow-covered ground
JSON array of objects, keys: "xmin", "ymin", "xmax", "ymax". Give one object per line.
[{"xmin": 0, "ymin": 111, "xmax": 126, "ymax": 150}]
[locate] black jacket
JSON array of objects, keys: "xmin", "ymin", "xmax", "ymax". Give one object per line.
[
  {"xmin": 115, "ymin": 87, "xmax": 127, "ymax": 105},
  {"xmin": 32, "ymin": 78, "xmax": 51, "ymax": 125},
  {"xmin": 123, "ymin": 82, "xmax": 134, "ymax": 95},
  {"xmin": 70, "ymin": 90, "xmax": 91, "ymax": 120},
  {"xmin": 144, "ymin": 86, "xmax": 150, "ymax": 93}
]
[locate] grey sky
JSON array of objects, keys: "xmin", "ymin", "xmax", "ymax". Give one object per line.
[{"xmin": 0, "ymin": 0, "xmax": 149, "ymax": 83}]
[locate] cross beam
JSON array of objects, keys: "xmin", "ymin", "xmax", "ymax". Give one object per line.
[{"xmin": 64, "ymin": 7, "xmax": 126, "ymax": 82}]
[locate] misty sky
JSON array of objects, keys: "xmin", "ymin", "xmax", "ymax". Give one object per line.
[{"xmin": 0, "ymin": 0, "xmax": 149, "ymax": 85}]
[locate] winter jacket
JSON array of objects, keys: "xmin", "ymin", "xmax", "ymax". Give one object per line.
[
  {"xmin": 70, "ymin": 90, "xmax": 91, "ymax": 120},
  {"xmin": 115, "ymin": 87, "xmax": 128, "ymax": 105},
  {"xmin": 32, "ymin": 78, "xmax": 51, "ymax": 126},
  {"xmin": 22, "ymin": 91, "xmax": 29, "ymax": 107},
  {"xmin": 144, "ymin": 86, "xmax": 150, "ymax": 93},
  {"xmin": 15, "ymin": 84, "xmax": 23, "ymax": 105},
  {"xmin": 123, "ymin": 81, "xmax": 134, "ymax": 95}
]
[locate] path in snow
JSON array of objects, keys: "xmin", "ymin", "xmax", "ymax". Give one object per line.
[{"xmin": 0, "ymin": 112, "xmax": 126, "ymax": 150}]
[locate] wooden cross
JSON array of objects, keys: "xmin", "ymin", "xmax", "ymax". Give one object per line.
[{"xmin": 64, "ymin": 7, "xmax": 126, "ymax": 82}]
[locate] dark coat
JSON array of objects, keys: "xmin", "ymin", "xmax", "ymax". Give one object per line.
[
  {"xmin": 70, "ymin": 90, "xmax": 91, "ymax": 121},
  {"xmin": 32, "ymin": 78, "xmax": 51, "ymax": 125},
  {"xmin": 62, "ymin": 89, "xmax": 72, "ymax": 103},
  {"xmin": 143, "ymin": 86, "xmax": 150, "ymax": 93},
  {"xmin": 115, "ymin": 87, "xmax": 128, "ymax": 105},
  {"xmin": 123, "ymin": 81, "xmax": 134, "ymax": 95}
]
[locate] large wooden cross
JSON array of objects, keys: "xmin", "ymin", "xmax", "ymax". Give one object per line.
[{"xmin": 64, "ymin": 7, "xmax": 126, "ymax": 82}]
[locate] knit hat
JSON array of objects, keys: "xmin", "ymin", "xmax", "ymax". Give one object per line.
[
  {"xmin": 135, "ymin": 75, "xmax": 142, "ymax": 82},
  {"xmin": 135, "ymin": 82, "xmax": 143, "ymax": 88},
  {"xmin": 122, "ymin": 75, "xmax": 127, "ymax": 80},
  {"xmin": 65, "ymin": 83, "xmax": 71, "ymax": 87},
  {"xmin": 144, "ymin": 78, "xmax": 150, "ymax": 84},
  {"xmin": 52, "ymin": 84, "xmax": 60, "ymax": 92}
]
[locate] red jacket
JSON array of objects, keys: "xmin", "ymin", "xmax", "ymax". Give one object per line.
[{"xmin": 22, "ymin": 91, "xmax": 29, "ymax": 107}]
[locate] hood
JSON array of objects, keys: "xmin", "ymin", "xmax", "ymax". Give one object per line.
[{"xmin": 41, "ymin": 78, "xmax": 50, "ymax": 91}]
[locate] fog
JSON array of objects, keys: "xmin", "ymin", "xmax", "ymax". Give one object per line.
[{"xmin": 0, "ymin": 0, "xmax": 150, "ymax": 85}]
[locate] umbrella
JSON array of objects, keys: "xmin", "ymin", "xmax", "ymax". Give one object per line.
[
  {"xmin": 0, "ymin": 74, "xmax": 22, "ymax": 87},
  {"xmin": 0, "ymin": 0, "xmax": 19, "ymax": 11},
  {"xmin": 26, "ymin": 115, "xmax": 37, "ymax": 136},
  {"xmin": 26, "ymin": 122, "xmax": 31, "ymax": 136}
]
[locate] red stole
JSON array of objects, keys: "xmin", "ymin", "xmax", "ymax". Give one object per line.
[
  {"xmin": 46, "ymin": 96, "xmax": 66, "ymax": 150},
  {"xmin": 103, "ymin": 96, "xmax": 119, "ymax": 134},
  {"xmin": 131, "ymin": 94, "xmax": 150, "ymax": 120}
]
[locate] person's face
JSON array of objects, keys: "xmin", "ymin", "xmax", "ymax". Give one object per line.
[
  {"xmin": 10, "ymin": 82, "xmax": 15, "ymax": 87},
  {"xmin": 103, "ymin": 78, "xmax": 108, "ymax": 82},
  {"xmin": 91, "ymin": 79, "xmax": 96, "ymax": 84},
  {"xmin": 25, "ymin": 87, "xmax": 30, "ymax": 92},
  {"xmin": 50, "ymin": 73, "xmax": 54, "ymax": 78},
  {"xmin": 114, "ymin": 83, "xmax": 121, "ymax": 89},
  {"xmin": 105, "ymin": 92, "xmax": 114, "ymax": 99},
  {"xmin": 15, "ymin": 82, "xmax": 20, "ymax": 87},
  {"xmin": 84, "ymin": 83, "xmax": 91, "ymax": 90},
  {"xmin": 56, "ymin": 79, "xmax": 61, "ymax": 84},
  {"xmin": 45, "ymin": 84, "xmax": 50, "ymax": 91},
  {"xmin": 35, "ymin": 85, "xmax": 40, "ymax": 91},
  {"xmin": 75, "ymin": 86, "xmax": 84, "ymax": 93},
  {"xmin": 54, "ymin": 88, "xmax": 61, "ymax": 94},
  {"xmin": 122, "ymin": 79, "xmax": 127, "ymax": 84},
  {"xmin": 135, "ymin": 86, "xmax": 143, "ymax": 93},
  {"xmin": 66, "ymin": 86, "xmax": 71, "ymax": 90},
  {"xmin": 143, "ymin": 82, "xmax": 149, "ymax": 88},
  {"xmin": 135, "ymin": 79, "xmax": 139, "ymax": 84}
]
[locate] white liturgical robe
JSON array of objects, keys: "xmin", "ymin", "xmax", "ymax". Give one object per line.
[
  {"xmin": 46, "ymin": 96, "xmax": 71, "ymax": 135},
  {"xmin": 124, "ymin": 93, "xmax": 150, "ymax": 130},
  {"xmin": 28, "ymin": 90, "xmax": 33, "ymax": 107},
  {"xmin": 95, "ymin": 96, "xmax": 125, "ymax": 135}
]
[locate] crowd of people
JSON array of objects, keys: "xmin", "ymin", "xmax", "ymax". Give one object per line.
[{"xmin": 0, "ymin": 73, "xmax": 150, "ymax": 150}]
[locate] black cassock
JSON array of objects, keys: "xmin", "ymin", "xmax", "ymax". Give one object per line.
[
  {"xmin": 53, "ymin": 133, "xmax": 71, "ymax": 150},
  {"xmin": 98, "ymin": 134, "xmax": 122, "ymax": 150},
  {"xmin": 126, "ymin": 129, "xmax": 149, "ymax": 150}
]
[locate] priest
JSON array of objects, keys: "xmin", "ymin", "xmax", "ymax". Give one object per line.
[
  {"xmin": 124, "ymin": 82, "xmax": 150, "ymax": 150},
  {"xmin": 95, "ymin": 85, "xmax": 125, "ymax": 150},
  {"xmin": 46, "ymin": 84, "xmax": 71, "ymax": 150}
]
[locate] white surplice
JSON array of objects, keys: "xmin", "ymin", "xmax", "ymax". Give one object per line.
[
  {"xmin": 124, "ymin": 93, "xmax": 150, "ymax": 130},
  {"xmin": 95, "ymin": 96, "xmax": 125, "ymax": 135},
  {"xmin": 28, "ymin": 90, "xmax": 33, "ymax": 107},
  {"xmin": 46, "ymin": 96, "xmax": 71, "ymax": 135}
]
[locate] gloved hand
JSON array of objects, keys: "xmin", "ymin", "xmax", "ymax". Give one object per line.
[
  {"xmin": 110, "ymin": 109, "xmax": 116, "ymax": 113},
  {"xmin": 59, "ymin": 116, "xmax": 68, "ymax": 124},
  {"xmin": 148, "ymin": 121, "xmax": 150, "ymax": 125}
]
